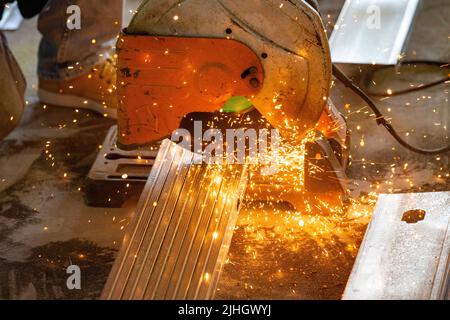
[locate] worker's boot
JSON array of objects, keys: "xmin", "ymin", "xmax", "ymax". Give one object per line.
[{"xmin": 38, "ymin": 57, "xmax": 118, "ymax": 119}]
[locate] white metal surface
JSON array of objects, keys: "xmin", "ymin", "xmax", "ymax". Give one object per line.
[
  {"xmin": 0, "ymin": 3, "xmax": 23, "ymax": 31},
  {"xmin": 344, "ymin": 192, "xmax": 450, "ymax": 300},
  {"xmin": 329, "ymin": 0, "xmax": 419, "ymax": 65}
]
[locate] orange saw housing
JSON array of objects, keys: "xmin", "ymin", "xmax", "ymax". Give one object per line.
[{"xmin": 116, "ymin": 33, "xmax": 264, "ymax": 149}]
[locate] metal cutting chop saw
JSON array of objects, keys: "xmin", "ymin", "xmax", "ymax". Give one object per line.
[
  {"xmin": 93, "ymin": 0, "xmax": 352, "ymax": 300},
  {"xmin": 86, "ymin": 0, "xmax": 349, "ymax": 213}
]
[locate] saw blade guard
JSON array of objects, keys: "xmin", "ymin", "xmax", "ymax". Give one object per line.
[{"xmin": 118, "ymin": 0, "xmax": 331, "ymax": 148}]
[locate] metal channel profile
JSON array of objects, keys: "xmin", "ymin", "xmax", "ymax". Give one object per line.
[
  {"xmin": 102, "ymin": 139, "xmax": 248, "ymax": 300},
  {"xmin": 329, "ymin": 0, "xmax": 419, "ymax": 64},
  {"xmin": 344, "ymin": 192, "xmax": 450, "ymax": 300}
]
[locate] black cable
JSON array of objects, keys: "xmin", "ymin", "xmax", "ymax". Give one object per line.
[
  {"xmin": 332, "ymin": 64, "xmax": 450, "ymax": 155},
  {"xmin": 360, "ymin": 60, "xmax": 450, "ymax": 97}
]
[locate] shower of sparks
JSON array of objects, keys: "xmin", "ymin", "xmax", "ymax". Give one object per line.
[{"xmin": 191, "ymin": 109, "xmax": 378, "ymax": 278}]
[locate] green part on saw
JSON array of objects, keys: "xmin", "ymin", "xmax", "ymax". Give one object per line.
[{"xmin": 222, "ymin": 96, "xmax": 253, "ymax": 113}]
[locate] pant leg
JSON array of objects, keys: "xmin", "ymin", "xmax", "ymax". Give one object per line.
[
  {"xmin": 37, "ymin": 0, "xmax": 122, "ymax": 81},
  {"xmin": 0, "ymin": 31, "xmax": 26, "ymax": 139}
]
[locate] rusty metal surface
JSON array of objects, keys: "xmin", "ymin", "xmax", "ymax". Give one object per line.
[
  {"xmin": 344, "ymin": 192, "xmax": 450, "ymax": 300},
  {"xmin": 102, "ymin": 139, "xmax": 248, "ymax": 299}
]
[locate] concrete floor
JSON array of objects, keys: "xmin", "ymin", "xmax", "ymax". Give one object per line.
[{"xmin": 0, "ymin": 1, "xmax": 448, "ymax": 300}]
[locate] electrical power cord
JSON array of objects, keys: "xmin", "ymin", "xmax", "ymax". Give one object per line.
[
  {"xmin": 332, "ymin": 64, "xmax": 450, "ymax": 155},
  {"xmin": 360, "ymin": 60, "xmax": 450, "ymax": 97}
]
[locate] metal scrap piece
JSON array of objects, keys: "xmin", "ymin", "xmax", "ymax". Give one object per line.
[
  {"xmin": 329, "ymin": 0, "xmax": 419, "ymax": 65},
  {"xmin": 344, "ymin": 192, "xmax": 450, "ymax": 300},
  {"xmin": 102, "ymin": 139, "xmax": 247, "ymax": 300},
  {"xmin": 0, "ymin": 3, "xmax": 23, "ymax": 31}
]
